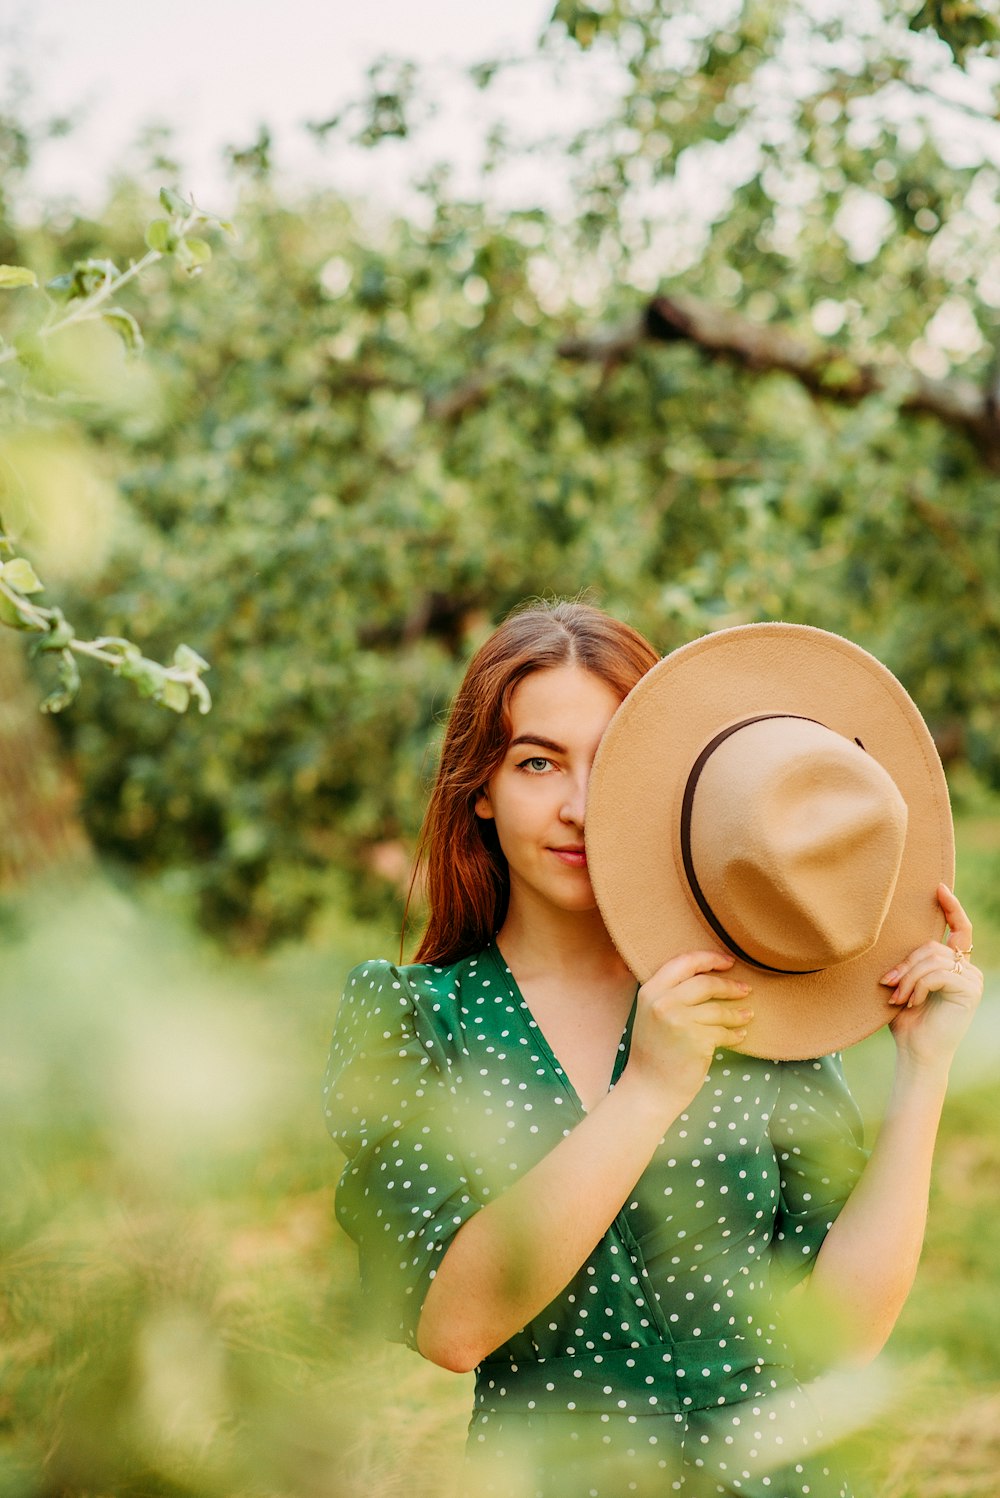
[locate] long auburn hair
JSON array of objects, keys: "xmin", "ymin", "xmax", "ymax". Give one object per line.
[{"xmin": 411, "ymin": 601, "xmax": 659, "ymax": 966}]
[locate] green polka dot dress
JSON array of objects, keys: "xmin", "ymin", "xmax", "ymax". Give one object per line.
[{"xmin": 324, "ymin": 944, "xmax": 869, "ymax": 1497}]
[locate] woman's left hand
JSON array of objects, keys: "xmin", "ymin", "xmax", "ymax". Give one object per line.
[{"xmin": 880, "ymin": 884, "xmax": 984, "ymax": 1071}]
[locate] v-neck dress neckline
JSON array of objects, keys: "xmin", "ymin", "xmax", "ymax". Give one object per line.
[{"xmin": 484, "ymin": 940, "xmax": 637, "ymax": 1116}]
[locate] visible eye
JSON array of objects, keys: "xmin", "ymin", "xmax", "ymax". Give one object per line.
[{"xmin": 516, "ymin": 756, "xmax": 554, "ymax": 774}]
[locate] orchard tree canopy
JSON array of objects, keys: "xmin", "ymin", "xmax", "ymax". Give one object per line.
[{"xmin": 5, "ymin": 0, "xmax": 1000, "ymax": 946}]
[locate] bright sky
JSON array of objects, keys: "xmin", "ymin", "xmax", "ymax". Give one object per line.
[{"xmin": 11, "ymin": 0, "xmax": 565, "ymax": 210}]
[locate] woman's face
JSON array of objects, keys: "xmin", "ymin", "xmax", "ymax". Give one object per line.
[{"xmin": 474, "ymin": 663, "xmax": 622, "ymax": 922}]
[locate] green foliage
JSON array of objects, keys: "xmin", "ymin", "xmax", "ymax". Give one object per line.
[
  {"xmin": 2, "ymin": 876, "xmax": 998, "ymax": 1495},
  {"xmin": 1, "ymin": 882, "xmax": 462, "ymax": 1497},
  {"xmin": 6, "ymin": 0, "xmax": 1000, "ymax": 944},
  {"xmin": 0, "ymin": 264, "xmax": 37, "ymax": 289},
  {"xmin": 0, "ymin": 188, "xmax": 228, "ymax": 713}
]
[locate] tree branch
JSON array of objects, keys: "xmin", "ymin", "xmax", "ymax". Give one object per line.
[{"xmin": 556, "ymin": 293, "xmax": 1000, "ymax": 466}]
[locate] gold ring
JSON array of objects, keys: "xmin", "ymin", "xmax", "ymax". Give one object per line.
[
  {"xmin": 954, "ymin": 943, "xmax": 973, "ymax": 960},
  {"xmin": 953, "ymin": 958, "xmax": 964, "ymax": 975}
]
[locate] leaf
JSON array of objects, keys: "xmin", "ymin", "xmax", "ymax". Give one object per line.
[
  {"xmin": 145, "ymin": 218, "xmax": 176, "ymax": 253},
  {"xmin": 39, "ymin": 650, "xmax": 81, "ymax": 714},
  {"xmin": 184, "ymin": 236, "xmax": 212, "ymax": 266},
  {"xmin": 102, "ymin": 307, "xmax": 145, "ymax": 355},
  {"xmin": 68, "ymin": 259, "xmax": 118, "ymax": 298},
  {"xmin": 1, "ymin": 557, "xmax": 44, "ymax": 593},
  {"xmin": 160, "ymin": 186, "xmax": 193, "ymax": 217},
  {"xmin": 0, "ymin": 264, "xmax": 37, "ymax": 289},
  {"xmin": 189, "ymin": 676, "xmax": 213, "ymax": 714},
  {"xmin": 0, "ymin": 592, "xmax": 33, "ymax": 630},
  {"xmin": 160, "ymin": 678, "xmax": 190, "ymax": 712},
  {"xmin": 117, "ymin": 652, "xmax": 168, "ymax": 698},
  {"xmin": 172, "ymin": 643, "xmax": 210, "ymax": 674},
  {"xmin": 175, "ymin": 237, "xmax": 212, "ymax": 275}
]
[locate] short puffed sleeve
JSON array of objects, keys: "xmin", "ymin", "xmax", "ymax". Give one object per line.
[
  {"xmin": 323, "ymin": 959, "xmax": 481, "ymax": 1348},
  {"xmin": 769, "ymin": 1053, "xmax": 869, "ymax": 1284}
]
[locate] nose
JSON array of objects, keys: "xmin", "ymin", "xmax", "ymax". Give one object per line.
[{"xmin": 560, "ymin": 770, "xmax": 588, "ymax": 828}]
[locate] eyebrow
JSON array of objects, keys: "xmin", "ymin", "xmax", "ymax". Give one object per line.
[{"xmin": 509, "ymin": 734, "xmax": 567, "ymax": 754}]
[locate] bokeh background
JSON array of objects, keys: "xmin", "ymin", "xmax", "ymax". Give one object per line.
[{"xmin": 3, "ymin": 2, "xmax": 1000, "ymax": 1493}]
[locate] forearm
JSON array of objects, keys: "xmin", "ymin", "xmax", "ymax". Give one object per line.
[
  {"xmin": 416, "ymin": 1072, "xmax": 686, "ymax": 1372},
  {"xmin": 801, "ymin": 1056, "xmax": 949, "ymax": 1363}
]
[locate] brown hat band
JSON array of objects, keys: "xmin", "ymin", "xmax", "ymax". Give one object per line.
[{"xmin": 679, "ymin": 714, "xmax": 822, "ymax": 975}]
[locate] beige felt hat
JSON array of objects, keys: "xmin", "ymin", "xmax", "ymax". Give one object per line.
[{"xmin": 585, "ymin": 623, "xmax": 955, "ymax": 1060}]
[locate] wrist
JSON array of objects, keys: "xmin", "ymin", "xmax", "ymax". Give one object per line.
[
  {"xmin": 890, "ymin": 1050, "xmax": 950, "ymax": 1104},
  {"xmin": 614, "ymin": 1065, "xmax": 695, "ymax": 1132}
]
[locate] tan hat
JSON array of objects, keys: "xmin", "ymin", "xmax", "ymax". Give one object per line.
[{"xmin": 585, "ymin": 623, "xmax": 955, "ymax": 1060}]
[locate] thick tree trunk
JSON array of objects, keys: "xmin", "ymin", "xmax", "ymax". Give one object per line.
[{"xmin": 0, "ymin": 631, "xmax": 91, "ymax": 888}]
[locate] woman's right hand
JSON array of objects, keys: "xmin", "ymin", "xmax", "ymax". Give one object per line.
[{"xmin": 623, "ymin": 951, "xmax": 752, "ymax": 1115}]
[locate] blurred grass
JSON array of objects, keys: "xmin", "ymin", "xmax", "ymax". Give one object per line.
[{"xmin": 2, "ymin": 802, "xmax": 999, "ymax": 1496}]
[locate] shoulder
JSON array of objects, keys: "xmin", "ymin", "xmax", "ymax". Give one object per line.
[
  {"xmin": 334, "ymin": 958, "xmax": 409, "ymax": 1047},
  {"xmin": 341, "ymin": 951, "xmax": 481, "ymax": 1010},
  {"xmin": 334, "ymin": 948, "xmax": 491, "ymax": 1053},
  {"xmin": 325, "ymin": 951, "xmax": 488, "ymax": 1141}
]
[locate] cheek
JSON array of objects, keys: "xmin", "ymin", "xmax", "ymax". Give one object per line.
[{"xmin": 481, "ymin": 786, "xmax": 531, "ymax": 843}]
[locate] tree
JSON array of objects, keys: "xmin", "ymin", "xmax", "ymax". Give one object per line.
[{"xmin": 12, "ymin": 0, "xmax": 1000, "ymax": 945}]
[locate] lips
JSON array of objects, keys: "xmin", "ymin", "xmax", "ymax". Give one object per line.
[{"xmin": 549, "ymin": 846, "xmax": 587, "ymax": 867}]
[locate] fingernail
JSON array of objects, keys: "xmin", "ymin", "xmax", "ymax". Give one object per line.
[{"xmin": 880, "ymin": 969, "xmax": 899, "ymax": 985}]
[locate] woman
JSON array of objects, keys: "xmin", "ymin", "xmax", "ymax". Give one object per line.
[{"xmin": 323, "ymin": 600, "xmax": 983, "ymax": 1498}]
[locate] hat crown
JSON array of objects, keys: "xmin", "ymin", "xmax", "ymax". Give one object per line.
[{"xmin": 686, "ymin": 716, "xmax": 908, "ymax": 973}]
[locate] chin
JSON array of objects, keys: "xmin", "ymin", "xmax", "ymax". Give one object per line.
[{"xmin": 557, "ymin": 891, "xmax": 600, "ymax": 915}]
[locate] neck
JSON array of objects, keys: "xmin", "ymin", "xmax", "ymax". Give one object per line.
[{"xmin": 495, "ymin": 899, "xmax": 631, "ymax": 985}]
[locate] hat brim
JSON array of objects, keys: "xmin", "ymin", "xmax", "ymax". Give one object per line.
[{"xmin": 585, "ymin": 623, "xmax": 954, "ymax": 1060}]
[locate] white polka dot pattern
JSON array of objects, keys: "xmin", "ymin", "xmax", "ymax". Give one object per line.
[{"xmin": 323, "ymin": 944, "xmax": 868, "ymax": 1497}]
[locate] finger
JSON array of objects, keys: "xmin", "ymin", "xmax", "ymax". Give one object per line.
[
  {"xmin": 889, "ymin": 952, "xmax": 947, "ymax": 1006},
  {"xmin": 693, "ymin": 998, "xmax": 755, "ymax": 1029},
  {"xmin": 880, "ymin": 941, "xmax": 953, "ymax": 987},
  {"xmin": 645, "ymin": 950, "xmax": 736, "ymax": 989},
  {"xmin": 891, "ymin": 951, "xmax": 961, "ymax": 1007},
  {"xmin": 906, "ymin": 974, "xmax": 963, "ymax": 1010},
  {"xmin": 938, "ymin": 883, "xmax": 973, "ymax": 949},
  {"xmin": 678, "ymin": 975, "xmax": 753, "ymax": 1008}
]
